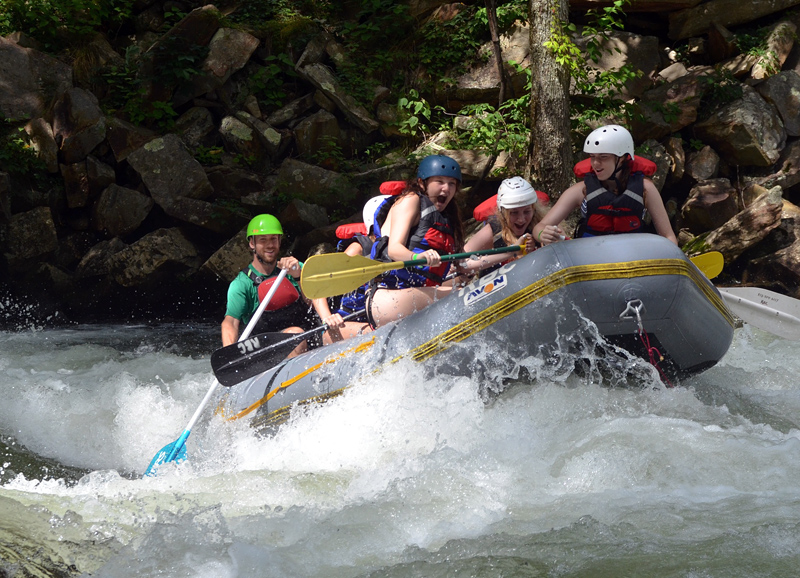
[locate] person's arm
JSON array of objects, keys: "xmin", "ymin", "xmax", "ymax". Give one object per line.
[
  {"xmin": 345, "ymin": 241, "xmax": 364, "ymax": 257},
  {"xmin": 464, "ymin": 222, "xmax": 493, "ymax": 253},
  {"xmin": 532, "ymin": 182, "xmax": 585, "ymax": 245},
  {"xmin": 459, "ymin": 225, "xmax": 531, "ymax": 274},
  {"xmin": 643, "ymin": 179, "xmax": 678, "ymax": 245},
  {"xmin": 221, "ymin": 315, "xmax": 241, "ymax": 347}
]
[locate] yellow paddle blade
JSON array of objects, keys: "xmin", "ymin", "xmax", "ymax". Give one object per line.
[
  {"xmin": 301, "ymin": 253, "xmax": 405, "ymax": 299},
  {"xmin": 689, "ymin": 251, "xmax": 724, "ymax": 279}
]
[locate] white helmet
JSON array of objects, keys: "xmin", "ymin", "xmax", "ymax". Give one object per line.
[
  {"xmin": 583, "ymin": 124, "xmax": 635, "ymax": 159},
  {"xmin": 497, "ymin": 177, "xmax": 537, "ymax": 209},
  {"xmin": 363, "ymin": 195, "xmax": 390, "ymax": 233}
]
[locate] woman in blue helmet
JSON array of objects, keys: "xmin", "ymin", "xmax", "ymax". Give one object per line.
[
  {"xmin": 366, "ymin": 154, "xmax": 465, "ymax": 328},
  {"xmin": 533, "ymin": 125, "xmax": 677, "ymax": 246}
]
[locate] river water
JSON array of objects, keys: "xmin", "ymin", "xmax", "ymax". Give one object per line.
[{"xmin": 1, "ymin": 311, "xmax": 799, "ymax": 577}]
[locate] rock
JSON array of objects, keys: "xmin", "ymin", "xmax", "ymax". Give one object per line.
[
  {"xmin": 109, "ymin": 228, "xmax": 202, "ymax": 288},
  {"xmin": 685, "ymin": 145, "xmax": 720, "ymax": 181},
  {"xmin": 669, "ymin": 0, "xmax": 800, "ymax": 40},
  {"xmin": 173, "ymin": 27, "xmax": 260, "ymax": 106},
  {"xmin": 86, "ymin": 156, "xmax": 117, "ymax": 197},
  {"xmin": 51, "ymin": 88, "xmax": 107, "ymax": 164},
  {"xmin": 573, "ymin": 31, "xmax": 661, "ymax": 100},
  {"xmin": 140, "ymin": 4, "xmax": 222, "ymax": 103},
  {"xmin": 631, "ymin": 70, "xmax": 705, "ymax": 141},
  {"xmin": 750, "ymin": 139, "xmax": 800, "ymax": 192},
  {"xmin": 756, "ymin": 70, "xmax": 800, "ymax": 137},
  {"xmin": 705, "ymin": 186, "xmax": 784, "ymax": 261},
  {"xmin": 680, "ymin": 178, "xmax": 739, "ymax": 234},
  {"xmin": 199, "ymin": 227, "xmax": 251, "ymax": 283},
  {"xmin": 0, "ymin": 37, "xmax": 72, "ymax": 121},
  {"xmin": 664, "ymin": 136, "xmax": 686, "ymax": 181},
  {"xmin": 741, "ymin": 200, "xmax": 800, "ymax": 297},
  {"xmin": 127, "ymin": 134, "xmax": 214, "ymax": 205},
  {"xmin": 2, "ymin": 206, "xmax": 58, "ymax": 267},
  {"xmin": 60, "ymin": 161, "xmax": 90, "ymax": 208},
  {"xmin": 205, "ymin": 166, "xmax": 265, "ymax": 199},
  {"xmin": 219, "ymin": 115, "xmax": 268, "ymax": 165},
  {"xmin": 266, "ymin": 93, "xmax": 316, "ymax": 127},
  {"xmin": 299, "ymin": 63, "xmax": 379, "ymax": 134},
  {"xmin": 235, "ymin": 111, "xmax": 288, "ymax": 159},
  {"xmin": 75, "ymin": 237, "xmax": 127, "ymax": 278},
  {"xmin": 751, "ymin": 20, "xmax": 796, "ymax": 80},
  {"xmin": 276, "ymin": 158, "xmax": 357, "ymax": 211},
  {"xmin": 24, "ymin": 118, "xmax": 59, "ymax": 173},
  {"xmin": 105, "ymin": 117, "xmax": 157, "ymax": 162},
  {"xmin": 0, "ymin": 172, "xmax": 11, "ymax": 221},
  {"xmin": 694, "ymin": 85, "xmax": 786, "ymax": 167},
  {"xmin": 175, "ymin": 106, "xmax": 217, "ymax": 149},
  {"xmin": 293, "ymin": 109, "xmax": 340, "ymax": 158},
  {"xmin": 707, "ymin": 22, "xmax": 738, "ymax": 62},
  {"xmin": 92, "ymin": 184, "xmax": 154, "ymax": 237},
  {"xmin": 279, "ymin": 198, "xmax": 330, "ymax": 236}
]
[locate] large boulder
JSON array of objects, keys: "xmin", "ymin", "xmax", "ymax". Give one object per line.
[
  {"xmin": 92, "ymin": 184, "xmax": 154, "ymax": 237},
  {"xmin": 51, "ymin": 88, "xmax": 107, "ymax": 164},
  {"xmin": 693, "ymin": 85, "xmax": 786, "ymax": 167},
  {"xmin": 1, "ymin": 206, "xmax": 59, "ymax": 268},
  {"xmin": 668, "ymin": 0, "xmax": 800, "ymax": 40},
  {"xmin": 109, "ymin": 228, "xmax": 202, "ymax": 288},
  {"xmin": 0, "ymin": 37, "xmax": 72, "ymax": 121}
]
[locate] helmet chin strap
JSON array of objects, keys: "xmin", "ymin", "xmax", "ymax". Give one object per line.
[{"xmin": 610, "ymin": 154, "xmax": 627, "ymax": 193}]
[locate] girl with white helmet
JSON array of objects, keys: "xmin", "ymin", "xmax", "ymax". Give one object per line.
[
  {"xmin": 532, "ymin": 124, "xmax": 677, "ymax": 245},
  {"xmin": 460, "ymin": 176, "xmax": 545, "ymax": 275}
]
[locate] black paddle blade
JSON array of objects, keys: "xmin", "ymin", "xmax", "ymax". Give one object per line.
[{"xmin": 211, "ymin": 331, "xmax": 306, "ymax": 386}]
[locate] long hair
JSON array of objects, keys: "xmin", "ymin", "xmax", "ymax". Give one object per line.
[
  {"xmin": 398, "ymin": 177, "xmax": 465, "ymax": 252},
  {"xmin": 496, "ymin": 202, "xmax": 548, "ymax": 247},
  {"xmin": 611, "ymin": 156, "xmax": 633, "ymax": 193}
]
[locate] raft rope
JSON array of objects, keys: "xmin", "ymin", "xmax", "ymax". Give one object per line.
[{"xmin": 619, "ymin": 299, "xmax": 674, "ymax": 387}]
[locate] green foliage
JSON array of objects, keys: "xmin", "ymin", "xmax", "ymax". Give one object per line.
[
  {"xmin": 452, "ymin": 64, "xmax": 531, "ymax": 175},
  {"xmin": 416, "ymin": 5, "xmax": 488, "ymax": 83},
  {"xmin": 689, "ymin": 138, "xmax": 705, "ymax": 151},
  {"xmin": 0, "ymin": 127, "xmax": 46, "ymax": 176},
  {"xmin": 543, "ymin": 0, "xmax": 641, "ymax": 134},
  {"xmin": 697, "ymin": 68, "xmax": 742, "ymax": 119},
  {"xmin": 194, "ymin": 146, "xmax": 225, "ymax": 166},
  {"xmin": 249, "ymin": 54, "xmax": 299, "ymax": 111},
  {"xmin": 395, "ymin": 89, "xmax": 442, "ymax": 138},
  {"xmin": 0, "ymin": 0, "xmax": 133, "ymax": 51}
]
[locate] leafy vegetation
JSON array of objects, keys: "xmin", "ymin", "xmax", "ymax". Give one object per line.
[{"xmin": 543, "ymin": 0, "xmax": 641, "ymax": 136}]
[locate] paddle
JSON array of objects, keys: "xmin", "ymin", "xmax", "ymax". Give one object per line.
[
  {"xmin": 211, "ymin": 309, "xmax": 367, "ymax": 386},
  {"xmin": 717, "ymin": 286, "xmax": 800, "ymax": 341},
  {"xmin": 143, "ymin": 268, "xmax": 290, "ymax": 477},
  {"xmin": 300, "ymin": 245, "xmax": 523, "ymax": 300},
  {"xmin": 689, "ymin": 251, "xmax": 723, "ymax": 279}
]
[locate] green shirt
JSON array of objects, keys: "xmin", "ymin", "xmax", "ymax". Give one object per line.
[{"xmin": 224, "ymin": 265, "xmax": 302, "ymax": 326}]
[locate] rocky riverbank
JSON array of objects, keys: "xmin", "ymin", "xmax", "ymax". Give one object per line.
[{"xmin": 2, "ymin": 0, "xmax": 800, "ymax": 328}]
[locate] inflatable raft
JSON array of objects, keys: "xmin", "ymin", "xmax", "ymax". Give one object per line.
[{"xmin": 218, "ymin": 234, "xmax": 735, "ymax": 432}]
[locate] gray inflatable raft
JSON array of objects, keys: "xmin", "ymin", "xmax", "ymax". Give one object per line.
[{"xmin": 218, "ymin": 234, "xmax": 734, "ymax": 431}]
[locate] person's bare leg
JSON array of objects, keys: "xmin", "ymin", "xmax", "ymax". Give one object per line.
[{"xmin": 369, "ymin": 286, "xmax": 453, "ymax": 327}]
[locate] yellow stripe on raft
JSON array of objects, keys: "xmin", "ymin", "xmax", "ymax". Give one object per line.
[{"xmin": 226, "ymin": 257, "xmax": 733, "ymax": 423}]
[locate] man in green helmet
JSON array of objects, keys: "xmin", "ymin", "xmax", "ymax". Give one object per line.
[{"xmin": 221, "ymin": 214, "xmax": 349, "ymax": 353}]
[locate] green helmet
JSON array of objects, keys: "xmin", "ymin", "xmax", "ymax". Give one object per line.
[{"xmin": 247, "ymin": 214, "xmax": 283, "ymax": 237}]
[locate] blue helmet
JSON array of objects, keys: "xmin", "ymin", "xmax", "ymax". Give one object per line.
[{"xmin": 417, "ymin": 155, "xmax": 462, "ymax": 182}]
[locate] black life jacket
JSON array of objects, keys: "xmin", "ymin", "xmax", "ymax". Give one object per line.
[{"xmin": 370, "ymin": 193, "xmax": 456, "ymax": 287}]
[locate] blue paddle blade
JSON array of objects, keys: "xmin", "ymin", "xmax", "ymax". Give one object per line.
[{"xmin": 143, "ymin": 438, "xmax": 187, "ymax": 477}]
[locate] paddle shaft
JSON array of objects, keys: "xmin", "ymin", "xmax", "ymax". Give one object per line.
[
  {"xmin": 146, "ymin": 268, "xmax": 290, "ymax": 473},
  {"xmin": 301, "ymin": 245, "xmax": 523, "ymax": 299},
  {"xmin": 212, "ymin": 309, "xmax": 367, "ymax": 386},
  {"xmin": 178, "ymin": 268, "xmax": 288, "ymax": 432}
]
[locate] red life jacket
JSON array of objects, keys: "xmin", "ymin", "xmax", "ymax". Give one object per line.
[
  {"xmin": 573, "ymin": 156, "xmax": 656, "ymax": 178},
  {"xmin": 253, "ymin": 271, "xmax": 302, "ymax": 311}
]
